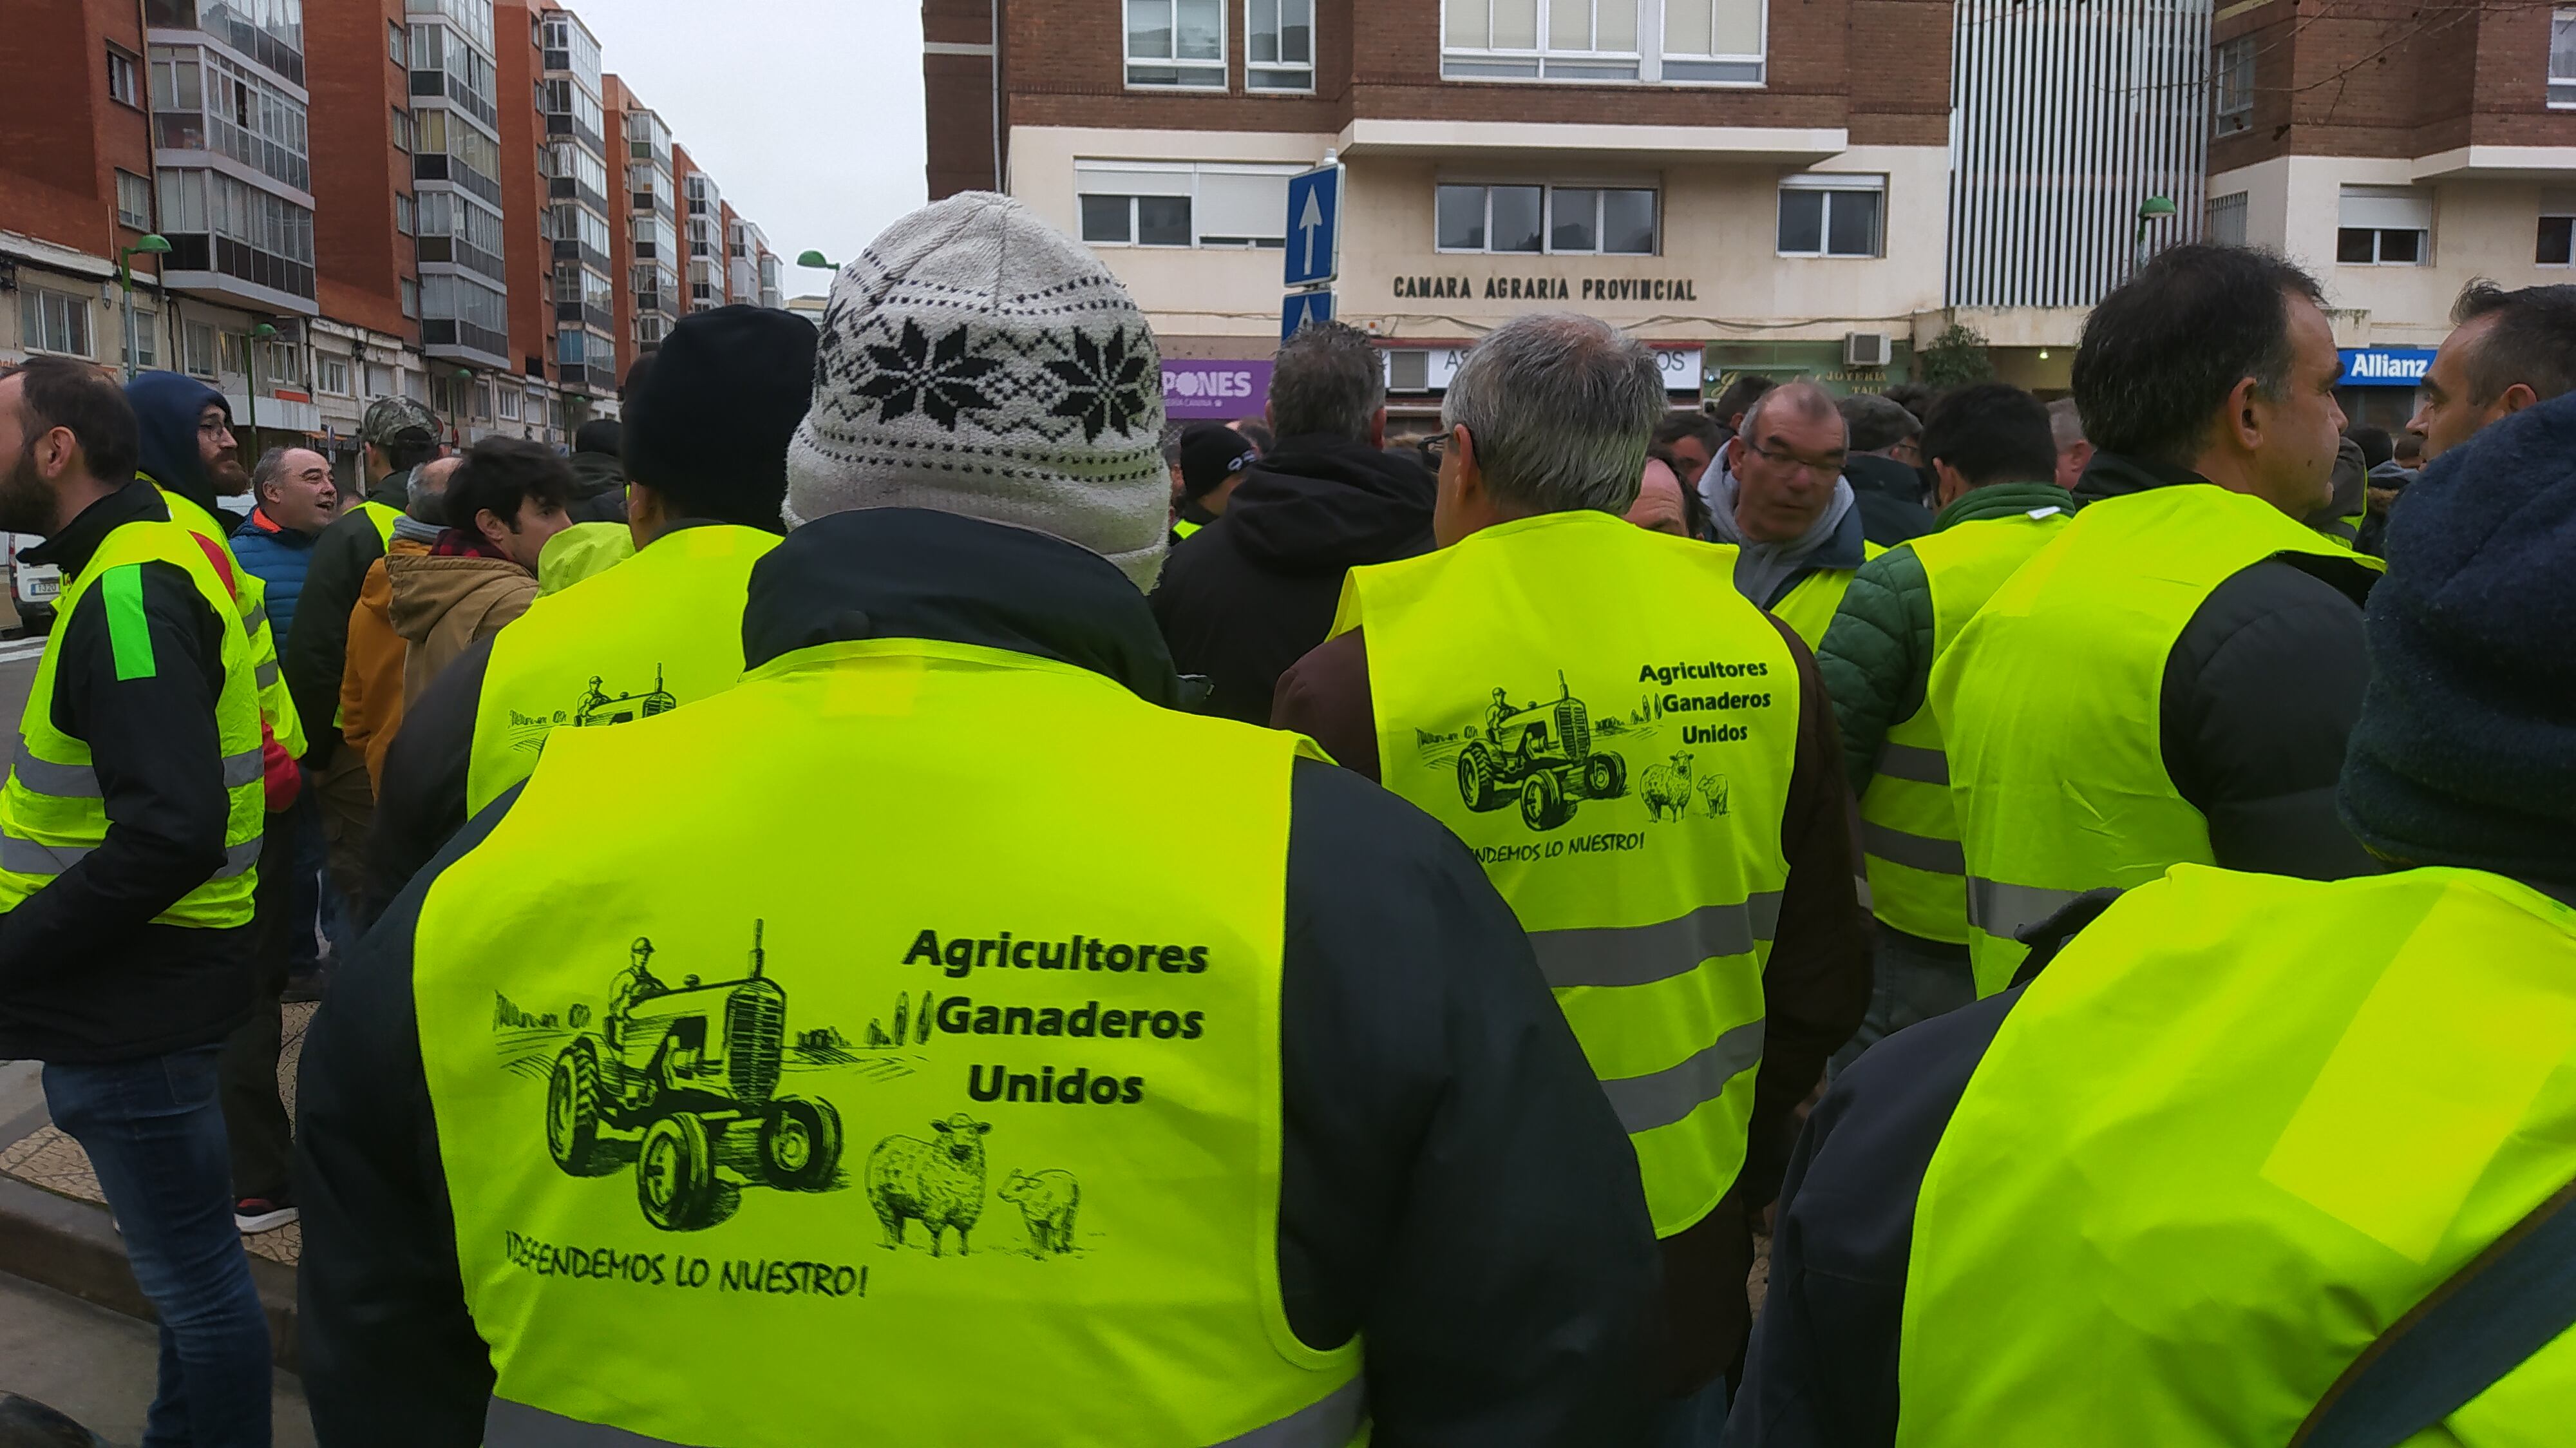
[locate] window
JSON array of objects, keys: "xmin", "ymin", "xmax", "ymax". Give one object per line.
[
  {"xmin": 496, "ymin": 385, "xmax": 522, "ymax": 421},
  {"xmin": 218, "ymin": 329, "xmax": 249, "ymax": 377},
  {"xmin": 2539, "ymin": 193, "xmax": 2575, "ymax": 265},
  {"xmin": 317, "ymin": 353, "xmax": 352, "ymax": 395},
  {"xmin": 2336, "ymin": 186, "xmax": 2430, "ymax": 265},
  {"xmin": 184, "ymin": 319, "xmax": 217, "ymax": 376},
  {"xmin": 1435, "ymin": 182, "xmax": 1656, "ymax": 253},
  {"xmin": 1444, "ymin": 0, "xmax": 1762, "ymax": 84},
  {"xmin": 1076, "ymin": 162, "xmax": 1299, "ymax": 247},
  {"xmin": 123, "ymin": 309, "xmax": 156, "ymax": 370},
  {"xmin": 401, "ymin": 277, "xmax": 420, "ymax": 318},
  {"xmin": 2553, "ymin": 9, "xmax": 2576, "ymax": 107},
  {"xmin": 1776, "ymin": 175, "xmax": 1884, "ymax": 258},
  {"xmin": 1127, "ymin": 0, "xmax": 1225, "ymax": 88},
  {"xmin": 2213, "ymin": 35, "xmax": 2254, "ymax": 135},
  {"xmin": 392, "ymin": 106, "xmax": 414, "ymax": 152},
  {"xmin": 20, "ymin": 287, "xmax": 93, "ymax": 358},
  {"xmin": 1246, "ymin": 0, "xmax": 1314, "ymax": 91},
  {"xmin": 2207, "ymin": 191, "xmax": 2248, "ymax": 248},
  {"xmin": 107, "ymin": 46, "xmax": 140, "ymax": 107},
  {"xmin": 116, "ymin": 169, "xmax": 153, "ymax": 229},
  {"xmin": 395, "ymin": 192, "xmax": 417, "ymax": 234},
  {"xmin": 389, "ymin": 20, "xmax": 409, "ymax": 66}
]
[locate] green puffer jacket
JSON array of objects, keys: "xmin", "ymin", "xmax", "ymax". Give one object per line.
[{"xmin": 1816, "ymin": 481, "xmax": 2074, "ymax": 794}]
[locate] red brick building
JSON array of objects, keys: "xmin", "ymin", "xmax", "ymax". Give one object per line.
[
  {"xmin": 303, "ymin": 0, "xmax": 428, "ymax": 460},
  {"xmin": 0, "ymin": 0, "xmax": 162, "ymax": 374},
  {"xmin": 922, "ymin": 0, "xmax": 1956, "ymax": 408},
  {"xmin": 2208, "ymin": 1, "xmax": 2576, "ymax": 427}
]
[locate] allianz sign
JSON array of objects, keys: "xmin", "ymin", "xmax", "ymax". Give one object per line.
[{"xmin": 2338, "ymin": 348, "xmax": 2437, "ymax": 386}]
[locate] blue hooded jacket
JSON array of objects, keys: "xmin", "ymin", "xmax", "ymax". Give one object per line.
[
  {"xmin": 125, "ymin": 370, "xmax": 230, "ymax": 517},
  {"xmin": 231, "ymin": 507, "xmax": 321, "ymax": 643}
]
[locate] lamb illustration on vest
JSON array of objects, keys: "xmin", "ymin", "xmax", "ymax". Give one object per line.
[
  {"xmin": 1696, "ymin": 771, "xmax": 1730, "ymax": 819},
  {"xmin": 1641, "ymin": 752, "xmax": 1695, "ymax": 822},
  {"xmin": 998, "ymin": 1168, "xmax": 1081, "ymax": 1255},
  {"xmin": 864, "ymin": 1112, "xmax": 991, "ymax": 1257}
]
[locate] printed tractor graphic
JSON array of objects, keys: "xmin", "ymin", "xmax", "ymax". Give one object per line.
[
  {"xmin": 573, "ymin": 666, "xmax": 677, "ymax": 728},
  {"xmin": 545, "ymin": 922, "xmax": 844, "ymax": 1232},
  {"xmin": 1458, "ymin": 674, "xmax": 1627, "ymax": 831}
]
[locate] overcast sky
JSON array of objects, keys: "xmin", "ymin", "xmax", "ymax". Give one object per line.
[{"xmin": 574, "ymin": 0, "xmax": 928, "ymax": 297}]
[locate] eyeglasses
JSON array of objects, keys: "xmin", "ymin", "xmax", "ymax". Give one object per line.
[
  {"xmin": 1739, "ymin": 435, "xmax": 1846, "ymax": 478},
  {"xmin": 197, "ymin": 418, "xmax": 234, "ymax": 438}
]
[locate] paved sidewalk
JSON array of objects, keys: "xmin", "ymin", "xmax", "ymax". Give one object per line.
[
  {"xmin": 0, "ymin": 1271, "xmax": 316, "ymax": 1447},
  {"xmin": 0, "ymin": 1004, "xmax": 315, "ymax": 1270}
]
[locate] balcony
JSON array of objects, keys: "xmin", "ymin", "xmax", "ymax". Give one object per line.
[
  {"xmin": 417, "ymin": 236, "xmax": 506, "ymax": 283},
  {"xmin": 1332, "ymin": 117, "xmax": 1847, "ymax": 167},
  {"xmin": 161, "ymin": 233, "xmax": 317, "ymax": 313},
  {"xmin": 423, "ymin": 320, "xmax": 509, "ymax": 368},
  {"xmin": 146, "ymin": 0, "xmax": 303, "ymax": 86},
  {"xmin": 412, "ymin": 70, "xmax": 499, "ymax": 131},
  {"xmin": 556, "ymin": 362, "xmax": 614, "ymax": 392},
  {"xmin": 555, "ymin": 300, "xmax": 614, "ymax": 331},
  {"xmin": 553, "ymin": 237, "xmax": 611, "ymax": 272}
]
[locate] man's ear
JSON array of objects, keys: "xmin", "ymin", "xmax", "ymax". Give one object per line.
[
  {"xmin": 1932, "ymin": 458, "xmax": 1970, "ymax": 507},
  {"xmin": 1368, "ymin": 406, "xmax": 1387, "ymax": 450},
  {"xmin": 2224, "ymin": 374, "xmax": 2266, "ymax": 451},
  {"xmin": 2498, "ymin": 381, "xmax": 2541, "ymax": 417},
  {"xmin": 475, "ymin": 506, "xmax": 507, "ymax": 548}
]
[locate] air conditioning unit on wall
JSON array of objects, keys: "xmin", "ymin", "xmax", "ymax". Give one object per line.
[{"xmin": 1844, "ymin": 332, "xmax": 1892, "ymax": 369}]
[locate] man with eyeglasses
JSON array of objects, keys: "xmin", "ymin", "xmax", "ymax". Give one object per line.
[{"xmin": 1695, "ymin": 379, "xmax": 1881, "ymax": 647}]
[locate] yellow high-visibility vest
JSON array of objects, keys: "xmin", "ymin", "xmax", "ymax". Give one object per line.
[
  {"xmin": 466, "ymin": 524, "xmax": 775, "ymax": 814},
  {"xmin": 151, "ymin": 484, "xmax": 305, "ymax": 759},
  {"xmin": 1766, "ymin": 540, "xmax": 1886, "ymax": 649},
  {"xmin": 0, "ymin": 515, "xmax": 265, "ymax": 926},
  {"xmin": 1334, "ymin": 508, "xmax": 1795, "ymax": 1236},
  {"xmin": 1929, "ymin": 484, "xmax": 2380, "ymax": 993},
  {"xmin": 417, "ymin": 635, "xmax": 1363, "ymax": 1447},
  {"xmin": 1900, "ymin": 864, "xmax": 2576, "ymax": 1445},
  {"xmin": 1855, "ymin": 506, "xmax": 2067, "ymax": 944}
]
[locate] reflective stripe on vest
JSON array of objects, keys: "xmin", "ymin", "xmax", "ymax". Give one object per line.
[
  {"xmin": 1898, "ymin": 865, "xmax": 2576, "ymax": 1446},
  {"xmin": 155, "ymin": 485, "xmax": 307, "ymax": 759},
  {"xmin": 486, "ymin": 1376, "xmax": 1367, "ymax": 1448},
  {"xmin": 1173, "ymin": 517, "xmax": 1203, "ymax": 541},
  {"xmin": 1927, "ymin": 485, "xmax": 2381, "ymax": 995},
  {"xmin": 1853, "ymin": 510, "xmax": 2068, "ymax": 944},
  {"xmin": 0, "ymin": 519, "xmax": 266, "ymax": 928},
  {"xmin": 417, "ymin": 636, "xmax": 1361, "ymax": 1445},
  {"xmin": 465, "ymin": 524, "xmax": 777, "ymax": 815},
  {"xmin": 1336, "ymin": 509, "xmax": 1796, "ymax": 1237}
]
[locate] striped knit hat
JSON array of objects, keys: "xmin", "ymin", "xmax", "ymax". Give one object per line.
[{"xmin": 782, "ymin": 192, "xmax": 1171, "ymax": 590}]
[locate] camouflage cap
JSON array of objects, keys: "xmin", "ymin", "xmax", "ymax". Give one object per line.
[{"xmin": 358, "ymin": 394, "xmax": 440, "ymax": 448}]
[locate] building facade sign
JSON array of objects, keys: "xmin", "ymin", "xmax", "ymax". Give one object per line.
[
  {"xmin": 2338, "ymin": 347, "xmax": 2436, "ymax": 387},
  {"xmin": 1162, "ymin": 359, "xmax": 1273, "ymax": 419},
  {"xmin": 1389, "ymin": 345, "xmax": 1703, "ymax": 395},
  {"xmin": 1392, "ymin": 275, "xmax": 1701, "ymax": 303}
]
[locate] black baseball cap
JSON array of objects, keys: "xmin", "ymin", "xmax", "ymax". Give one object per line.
[{"xmin": 1179, "ymin": 421, "xmax": 1258, "ymax": 499}]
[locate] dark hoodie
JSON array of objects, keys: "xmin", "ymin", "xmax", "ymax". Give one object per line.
[
  {"xmin": 1150, "ymin": 433, "xmax": 1435, "ymax": 725},
  {"xmin": 125, "ymin": 370, "xmax": 231, "ymax": 517},
  {"xmin": 1840, "ymin": 453, "xmax": 1936, "ymax": 548},
  {"xmin": 297, "ymin": 507, "xmax": 1660, "ymax": 1444}
]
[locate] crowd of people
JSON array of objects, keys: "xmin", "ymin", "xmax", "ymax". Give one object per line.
[{"xmin": 0, "ymin": 187, "xmax": 2570, "ymax": 1447}]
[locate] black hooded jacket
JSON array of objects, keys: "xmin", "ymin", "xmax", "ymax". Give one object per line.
[
  {"xmin": 1840, "ymin": 455, "xmax": 1935, "ymax": 548},
  {"xmin": 125, "ymin": 370, "xmax": 231, "ymax": 519},
  {"xmin": 1150, "ymin": 435, "xmax": 1435, "ymax": 725},
  {"xmin": 297, "ymin": 507, "xmax": 1661, "ymax": 1446}
]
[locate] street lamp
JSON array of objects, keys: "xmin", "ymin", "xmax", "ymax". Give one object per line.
[
  {"xmin": 2133, "ymin": 195, "xmax": 2179, "ymax": 272},
  {"xmin": 795, "ymin": 249, "xmax": 835, "ymax": 270},
  {"xmin": 116, "ymin": 234, "xmax": 171, "ymax": 381},
  {"xmin": 244, "ymin": 321, "xmax": 279, "ymax": 443}
]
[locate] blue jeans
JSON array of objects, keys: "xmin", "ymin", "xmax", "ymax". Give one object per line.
[
  {"xmin": 1829, "ymin": 928, "xmax": 1978, "ymax": 1078},
  {"xmin": 43, "ymin": 1045, "xmax": 273, "ymax": 1447},
  {"xmin": 1652, "ymin": 1373, "xmax": 1731, "ymax": 1447}
]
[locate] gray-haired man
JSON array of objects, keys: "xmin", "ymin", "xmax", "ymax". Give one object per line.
[{"xmin": 1275, "ymin": 312, "xmax": 1869, "ymax": 1440}]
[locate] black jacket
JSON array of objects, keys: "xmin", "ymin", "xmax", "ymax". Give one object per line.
[
  {"xmin": 0, "ymin": 483, "xmax": 253, "ymax": 1063},
  {"xmin": 297, "ymin": 507, "xmax": 1662, "ymax": 1446},
  {"xmin": 565, "ymin": 450, "xmax": 627, "ymax": 524},
  {"xmin": 1841, "ymin": 455, "xmax": 1935, "ymax": 548},
  {"xmin": 2081, "ymin": 453, "xmax": 2385, "ymax": 880},
  {"xmin": 1151, "ymin": 435, "xmax": 1434, "ymax": 725},
  {"xmin": 285, "ymin": 469, "xmax": 412, "ymax": 765}
]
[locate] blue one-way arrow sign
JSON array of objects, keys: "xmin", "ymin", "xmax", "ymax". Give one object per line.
[
  {"xmin": 1282, "ymin": 291, "xmax": 1334, "ymax": 341},
  {"xmin": 1283, "ymin": 164, "xmax": 1342, "ymax": 289}
]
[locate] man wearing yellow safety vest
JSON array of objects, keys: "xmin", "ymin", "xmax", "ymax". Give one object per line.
[
  {"xmin": 366, "ymin": 305, "xmax": 817, "ymax": 910},
  {"xmin": 1814, "ymin": 384, "xmax": 2071, "ymax": 1067},
  {"xmin": 298, "ymin": 193, "xmax": 1660, "ymax": 1447},
  {"xmin": 282, "ymin": 396, "xmax": 443, "ymax": 942},
  {"xmin": 1728, "ymin": 388, "xmax": 2576, "ymax": 1448},
  {"xmin": 1275, "ymin": 312, "xmax": 1869, "ymax": 1440},
  {"xmin": 1692, "ymin": 380, "xmax": 1884, "ymax": 647},
  {"xmin": 0, "ymin": 357, "xmax": 276, "ymax": 1441},
  {"xmin": 1929, "ymin": 245, "xmax": 2385, "ymax": 995}
]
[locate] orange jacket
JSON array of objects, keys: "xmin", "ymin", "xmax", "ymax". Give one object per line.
[{"xmin": 341, "ymin": 537, "xmax": 429, "ymax": 790}]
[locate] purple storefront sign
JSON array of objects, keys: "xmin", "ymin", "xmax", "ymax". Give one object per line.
[{"xmin": 1162, "ymin": 360, "xmax": 1273, "ymax": 421}]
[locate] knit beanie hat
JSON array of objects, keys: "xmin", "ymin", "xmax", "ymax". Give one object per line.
[
  {"xmin": 783, "ymin": 192, "xmax": 1170, "ymax": 590},
  {"xmin": 624, "ymin": 305, "xmax": 818, "ymax": 529},
  {"xmin": 2338, "ymin": 391, "xmax": 2576, "ymax": 883}
]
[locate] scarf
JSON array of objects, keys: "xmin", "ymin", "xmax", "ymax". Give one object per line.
[
  {"xmin": 1698, "ymin": 455, "xmax": 1856, "ymax": 605},
  {"xmin": 429, "ymin": 527, "xmax": 513, "ymax": 562}
]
